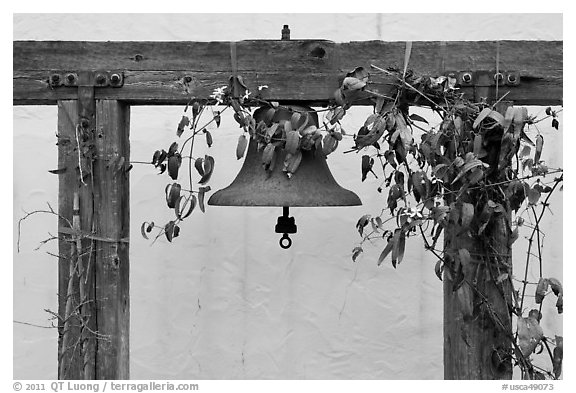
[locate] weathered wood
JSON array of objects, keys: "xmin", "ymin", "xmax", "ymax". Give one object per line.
[
  {"xmin": 56, "ymin": 101, "xmax": 83, "ymax": 380},
  {"xmin": 14, "ymin": 40, "xmax": 562, "ymax": 106},
  {"xmin": 443, "ymin": 215, "xmax": 513, "ymax": 379},
  {"xmin": 93, "ymin": 100, "xmax": 130, "ymax": 379}
]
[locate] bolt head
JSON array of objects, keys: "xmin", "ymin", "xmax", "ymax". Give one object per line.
[
  {"xmin": 507, "ymin": 74, "xmax": 517, "ymax": 83},
  {"xmin": 462, "ymin": 73, "xmax": 472, "ymax": 83},
  {"xmin": 95, "ymin": 74, "xmax": 107, "ymax": 85},
  {"xmin": 494, "ymin": 72, "xmax": 504, "ymax": 82},
  {"xmin": 110, "ymin": 73, "xmax": 121, "ymax": 84},
  {"xmin": 51, "ymin": 74, "xmax": 60, "ymax": 83}
]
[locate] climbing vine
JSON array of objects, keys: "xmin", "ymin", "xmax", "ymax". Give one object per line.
[{"xmin": 140, "ymin": 55, "xmax": 563, "ymax": 380}]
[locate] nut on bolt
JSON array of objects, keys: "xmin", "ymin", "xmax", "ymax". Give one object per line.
[
  {"xmin": 95, "ymin": 73, "xmax": 107, "ymax": 86},
  {"xmin": 50, "ymin": 73, "xmax": 61, "ymax": 86},
  {"xmin": 506, "ymin": 72, "xmax": 519, "ymax": 85},
  {"xmin": 110, "ymin": 73, "xmax": 122, "ymax": 86},
  {"xmin": 461, "ymin": 72, "xmax": 473, "ymax": 84},
  {"xmin": 64, "ymin": 73, "xmax": 77, "ymax": 85},
  {"xmin": 493, "ymin": 72, "xmax": 504, "ymax": 83}
]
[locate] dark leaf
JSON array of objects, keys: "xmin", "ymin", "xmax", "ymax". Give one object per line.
[
  {"xmin": 535, "ymin": 278, "xmax": 549, "ymax": 304},
  {"xmin": 158, "ymin": 163, "xmax": 166, "ymax": 174},
  {"xmin": 198, "ymin": 186, "xmax": 211, "ymax": 213},
  {"xmin": 194, "ymin": 157, "xmax": 205, "ymax": 177},
  {"xmin": 236, "ymin": 134, "xmax": 248, "ymax": 160},
  {"xmin": 352, "ymin": 246, "xmax": 363, "ymax": 262},
  {"xmin": 391, "ymin": 229, "xmax": 406, "ymax": 266},
  {"xmin": 409, "ymin": 113, "xmax": 429, "ymax": 124},
  {"xmin": 553, "ymin": 336, "xmax": 563, "ymax": 378},
  {"xmin": 548, "ymin": 277, "xmax": 563, "ymax": 297},
  {"xmin": 361, "ymin": 155, "xmax": 375, "ymax": 182},
  {"xmin": 205, "ymin": 130, "xmax": 213, "ymax": 147},
  {"xmin": 517, "ymin": 314, "xmax": 544, "ymax": 357},
  {"xmin": 473, "ymin": 107, "xmax": 492, "ymax": 129},
  {"xmin": 545, "ymin": 107, "xmax": 552, "ymax": 116},
  {"xmin": 377, "ymin": 232, "xmax": 396, "ymax": 266},
  {"xmin": 528, "ymin": 188, "xmax": 541, "ymax": 206},
  {"xmin": 165, "ymin": 183, "xmax": 181, "ymax": 209},
  {"xmin": 356, "ymin": 214, "xmax": 371, "ymax": 237},
  {"xmin": 461, "ymin": 203, "xmax": 474, "ymax": 229},
  {"xmin": 552, "ymin": 118, "xmax": 559, "ymax": 130},
  {"xmin": 192, "ymin": 102, "xmax": 201, "ymax": 122},
  {"xmin": 168, "ymin": 141, "xmax": 179, "ymax": 156},
  {"xmin": 214, "ymin": 111, "xmax": 221, "ymax": 128},
  {"xmin": 177, "ymin": 116, "xmax": 190, "ymax": 137},
  {"xmin": 534, "ymin": 134, "xmax": 544, "ymax": 163},
  {"xmin": 140, "ymin": 222, "xmax": 150, "ymax": 240},
  {"xmin": 556, "ymin": 293, "xmax": 563, "ymax": 314},
  {"xmin": 164, "ymin": 221, "xmax": 177, "ymax": 242},
  {"xmin": 199, "ymin": 155, "xmax": 215, "ymax": 184},
  {"xmin": 177, "ymin": 194, "xmax": 197, "ymax": 220},
  {"xmin": 167, "ymin": 154, "xmax": 182, "ymax": 180},
  {"xmin": 434, "ymin": 260, "xmax": 443, "ymax": 281},
  {"xmin": 48, "ymin": 167, "xmax": 67, "ymax": 174}
]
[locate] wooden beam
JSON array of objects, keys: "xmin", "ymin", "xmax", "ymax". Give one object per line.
[
  {"xmin": 14, "ymin": 40, "xmax": 562, "ymax": 106},
  {"xmin": 93, "ymin": 100, "xmax": 130, "ymax": 379}
]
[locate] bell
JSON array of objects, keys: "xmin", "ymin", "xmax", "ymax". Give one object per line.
[{"xmin": 208, "ymin": 105, "xmax": 361, "ymax": 247}]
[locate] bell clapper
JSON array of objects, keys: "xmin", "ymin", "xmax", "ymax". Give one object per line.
[{"xmin": 275, "ymin": 206, "xmax": 297, "ymax": 249}]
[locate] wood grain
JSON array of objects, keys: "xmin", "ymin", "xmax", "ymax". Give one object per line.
[{"xmin": 14, "ymin": 40, "xmax": 562, "ymax": 106}]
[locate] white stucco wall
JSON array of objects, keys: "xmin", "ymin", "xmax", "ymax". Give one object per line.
[{"xmin": 13, "ymin": 13, "xmax": 563, "ymax": 380}]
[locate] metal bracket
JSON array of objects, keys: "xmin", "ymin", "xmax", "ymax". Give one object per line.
[
  {"xmin": 446, "ymin": 70, "xmax": 521, "ymax": 87},
  {"xmin": 49, "ymin": 71, "xmax": 124, "ymax": 88}
]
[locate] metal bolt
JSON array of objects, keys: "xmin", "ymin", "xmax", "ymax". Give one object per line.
[
  {"xmin": 462, "ymin": 73, "xmax": 472, "ymax": 84},
  {"xmin": 507, "ymin": 73, "xmax": 517, "ymax": 84},
  {"xmin": 95, "ymin": 74, "xmax": 107, "ymax": 85},
  {"xmin": 50, "ymin": 74, "xmax": 61, "ymax": 84},
  {"xmin": 281, "ymin": 25, "xmax": 290, "ymax": 40},
  {"xmin": 110, "ymin": 73, "xmax": 121, "ymax": 85},
  {"xmin": 66, "ymin": 73, "xmax": 75, "ymax": 82},
  {"xmin": 80, "ymin": 118, "xmax": 90, "ymax": 129},
  {"xmin": 494, "ymin": 72, "xmax": 504, "ymax": 83},
  {"xmin": 183, "ymin": 76, "xmax": 192, "ymax": 84}
]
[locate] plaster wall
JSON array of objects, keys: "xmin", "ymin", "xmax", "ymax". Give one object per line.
[{"xmin": 13, "ymin": 13, "xmax": 563, "ymax": 379}]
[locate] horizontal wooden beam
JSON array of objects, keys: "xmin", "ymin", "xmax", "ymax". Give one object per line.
[{"xmin": 14, "ymin": 40, "xmax": 562, "ymax": 106}]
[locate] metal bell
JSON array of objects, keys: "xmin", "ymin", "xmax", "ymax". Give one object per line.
[
  {"xmin": 208, "ymin": 105, "xmax": 361, "ymax": 207},
  {"xmin": 207, "ymin": 105, "xmax": 361, "ymax": 248}
]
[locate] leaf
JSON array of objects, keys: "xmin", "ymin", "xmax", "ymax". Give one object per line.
[
  {"xmin": 391, "ymin": 229, "xmax": 406, "ymax": 267},
  {"xmin": 552, "ymin": 118, "xmax": 559, "ymax": 130},
  {"xmin": 461, "ymin": 203, "xmax": 474, "ymax": 228},
  {"xmin": 509, "ymin": 227, "xmax": 519, "ymax": 246},
  {"xmin": 361, "ymin": 155, "xmax": 375, "ymax": 182},
  {"xmin": 356, "ymin": 214, "xmax": 371, "ymax": 236},
  {"xmin": 456, "ymin": 284, "xmax": 474, "ymax": 318},
  {"xmin": 545, "ymin": 107, "xmax": 552, "ymax": 116},
  {"xmin": 534, "ymin": 134, "xmax": 544, "ymax": 163},
  {"xmin": 520, "ymin": 145, "xmax": 531, "ymax": 158},
  {"xmin": 473, "ymin": 134, "xmax": 483, "ymax": 156},
  {"xmin": 167, "ymin": 154, "xmax": 182, "ymax": 180},
  {"xmin": 178, "ymin": 194, "xmax": 197, "ymax": 219},
  {"xmin": 48, "ymin": 167, "xmax": 67, "ymax": 174},
  {"xmin": 451, "ymin": 159, "xmax": 483, "ymax": 184},
  {"xmin": 165, "ymin": 183, "xmax": 181, "ymax": 209},
  {"xmin": 322, "ymin": 133, "xmax": 338, "ymax": 156},
  {"xmin": 535, "ymin": 278, "xmax": 549, "ymax": 304},
  {"xmin": 283, "ymin": 151, "xmax": 303, "ymax": 175},
  {"xmin": 473, "ymin": 107, "xmax": 492, "ymax": 129},
  {"xmin": 140, "ymin": 222, "xmax": 150, "ymax": 239},
  {"xmin": 177, "ymin": 115, "xmax": 190, "ymax": 137},
  {"xmin": 198, "ymin": 186, "xmax": 210, "ymax": 213},
  {"xmin": 199, "ymin": 155, "xmax": 215, "ymax": 184},
  {"xmin": 168, "ymin": 141, "xmax": 179, "ymax": 156},
  {"xmin": 214, "ymin": 111, "xmax": 221, "ymax": 127},
  {"xmin": 342, "ymin": 76, "xmax": 366, "ymax": 91},
  {"xmin": 352, "ymin": 246, "xmax": 363, "ymax": 262},
  {"xmin": 527, "ymin": 187, "xmax": 541, "ymax": 206},
  {"xmin": 517, "ymin": 314, "xmax": 544, "ymax": 357},
  {"xmin": 205, "ymin": 130, "xmax": 213, "ymax": 147},
  {"xmin": 553, "ymin": 336, "xmax": 563, "ymax": 378},
  {"xmin": 556, "ymin": 293, "xmax": 563, "ymax": 314},
  {"xmin": 458, "ymin": 249, "xmax": 471, "ymax": 269},
  {"xmin": 548, "ymin": 277, "xmax": 563, "ymax": 297},
  {"xmin": 192, "ymin": 102, "xmax": 201, "ymax": 122},
  {"xmin": 194, "ymin": 157, "xmax": 204, "ymax": 177},
  {"xmin": 377, "ymin": 234, "xmax": 396, "ymax": 266},
  {"xmin": 409, "ymin": 113, "xmax": 428, "ymax": 124},
  {"xmin": 164, "ymin": 221, "xmax": 180, "ymax": 243},
  {"xmin": 236, "ymin": 134, "xmax": 248, "ymax": 160},
  {"xmin": 434, "ymin": 260, "xmax": 443, "ymax": 281}
]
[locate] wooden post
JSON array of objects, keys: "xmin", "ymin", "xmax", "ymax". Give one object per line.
[
  {"xmin": 443, "ymin": 103, "xmax": 515, "ymax": 379},
  {"xmin": 57, "ymin": 101, "xmax": 84, "ymax": 379},
  {"xmin": 93, "ymin": 100, "xmax": 130, "ymax": 379}
]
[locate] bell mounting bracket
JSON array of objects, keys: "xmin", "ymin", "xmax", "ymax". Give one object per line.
[
  {"xmin": 275, "ymin": 206, "xmax": 297, "ymax": 249},
  {"xmin": 48, "ymin": 70, "xmax": 125, "ymax": 88}
]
